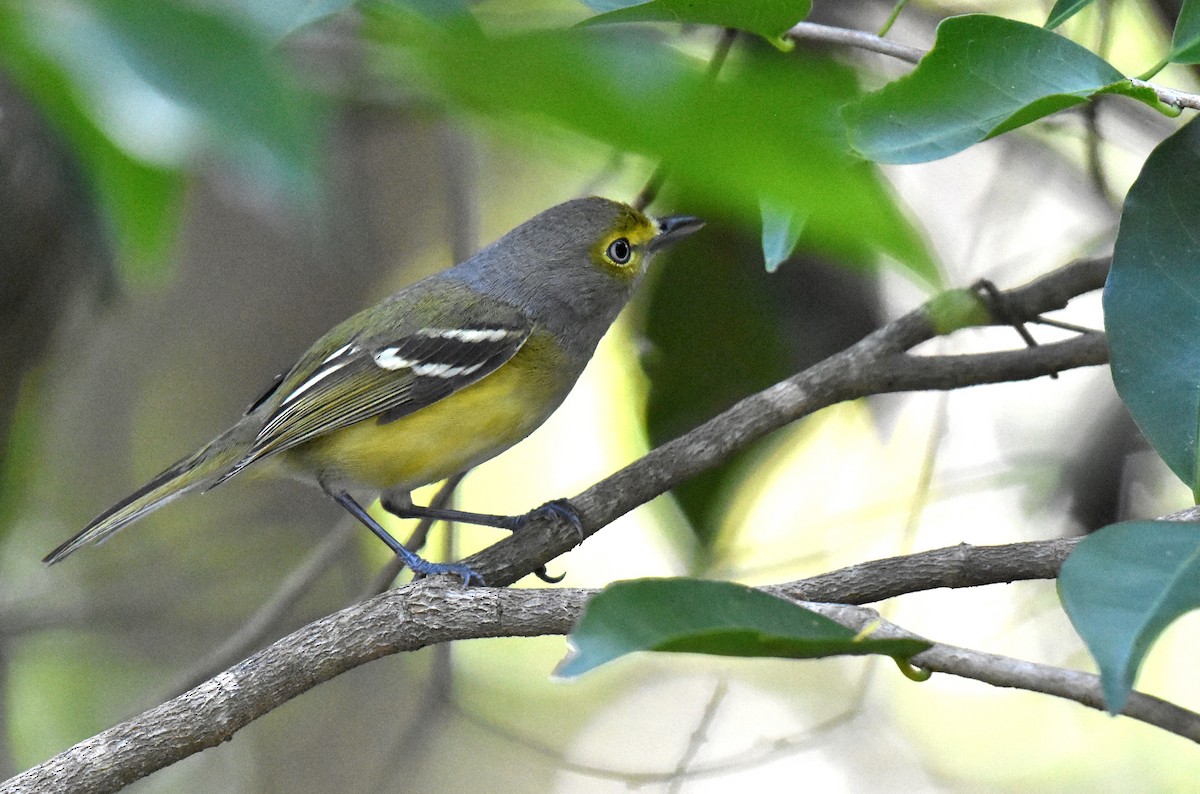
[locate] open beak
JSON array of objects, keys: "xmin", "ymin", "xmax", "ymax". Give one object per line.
[{"xmin": 649, "ymin": 215, "xmax": 705, "ymax": 251}]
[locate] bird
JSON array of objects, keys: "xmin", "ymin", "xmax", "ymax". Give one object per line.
[{"xmin": 45, "ymin": 196, "xmax": 703, "ymax": 585}]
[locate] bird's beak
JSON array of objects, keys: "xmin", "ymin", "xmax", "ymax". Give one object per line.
[{"xmin": 649, "ymin": 215, "xmax": 705, "ymax": 251}]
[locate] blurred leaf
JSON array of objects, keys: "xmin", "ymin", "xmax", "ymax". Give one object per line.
[
  {"xmin": 278, "ymin": 0, "xmax": 357, "ymax": 35},
  {"xmin": 1104, "ymin": 116, "xmax": 1200, "ymax": 491},
  {"xmin": 367, "ymin": 9, "xmax": 939, "ymax": 287},
  {"xmin": 924, "ymin": 288, "xmax": 991, "ymax": 335},
  {"xmin": 579, "ymin": 0, "xmax": 811, "ymax": 48},
  {"xmin": 759, "ymin": 198, "xmax": 805, "ymax": 272},
  {"xmin": 91, "ymin": 0, "xmax": 322, "ymax": 195},
  {"xmin": 1059, "ymin": 521, "xmax": 1200, "ymax": 714},
  {"xmin": 1045, "ymin": 0, "xmax": 1095, "ymax": 28},
  {"xmin": 1169, "ymin": 0, "xmax": 1200, "ymax": 63},
  {"xmin": 557, "ymin": 578, "xmax": 929, "ymax": 677},
  {"xmin": 0, "ymin": 6, "xmax": 183, "ymax": 279},
  {"xmin": 844, "ymin": 15, "xmax": 1162, "ymax": 164}
]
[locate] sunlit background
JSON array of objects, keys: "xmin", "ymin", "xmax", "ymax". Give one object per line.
[{"xmin": 2, "ymin": 0, "xmax": 1200, "ymax": 791}]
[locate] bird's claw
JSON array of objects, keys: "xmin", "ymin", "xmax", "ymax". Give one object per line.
[
  {"xmin": 526, "ymin": 498, "xmax": 585, "ymax": 542},
  {"xmin": 533, "ymin": 565, "xmax": 566, "ymax": 584},
  {"xmin": 410, "ymin": 559, "xmax": 485, "ymax": 588}
]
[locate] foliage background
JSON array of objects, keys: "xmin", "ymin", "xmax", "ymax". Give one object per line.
[{"xmin": 1, "ymin": 0, "xmax": 1199, "ymax": 791}]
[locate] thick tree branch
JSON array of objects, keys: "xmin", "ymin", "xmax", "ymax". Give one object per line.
[
  {"xmin": 10, "ymin": 546, "xmax": 1199, "ymax": 793},
  {"xmin": 469, "ymin": 257, "xmax": 1110, "ymax": 586}
]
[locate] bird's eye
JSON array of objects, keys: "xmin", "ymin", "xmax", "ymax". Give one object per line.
[{"xmin": 606, "ymin": 237, "xmax": 632, "ymax": 265}]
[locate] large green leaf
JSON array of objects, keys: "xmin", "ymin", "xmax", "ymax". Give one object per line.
[
  {"xmin": 1059, "ymin": 521, "xmax": 1200, "ymax": 714},
  {"xmin": 1104, "ymin": 116, "xmax": 1200, "ymax": 490},
  {"xmin": 1169, "ymin": 0, "xmax": 1200, "ymax": 63},
  {"xmin": 366, "ymin": 8, "xmax": 939, "ymax": 287},
  {"xmin": 557, "ymin": 578, "xmax": 929, "ymax": 677},
  {"xmin": 0, "ymin": 6, "xmax": 183, "ymax": 279},
  {"xmin": 844, "ymin": 14, "xmax": 1160, "ymax": 164},
  {"xmin": 579, "ymin": 0, "xmax": 812, "ymax": 48},
  {"xmin": 1045, "ymin": 0, "xmax": 1096, "ymax": 29}
]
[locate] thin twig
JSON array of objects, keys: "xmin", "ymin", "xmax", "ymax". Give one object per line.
[
  {"xmin": 787, "ymin": 21, "xmax": 923, "ymax": 63},
  {"xmin": 667, "ymin": 679, "xmax": 728, "ymax": 794}
]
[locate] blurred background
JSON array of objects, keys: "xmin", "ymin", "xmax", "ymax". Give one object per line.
[{"xmin": 2, "ymin": 0, "xmax": 1200, "ymax": 791}]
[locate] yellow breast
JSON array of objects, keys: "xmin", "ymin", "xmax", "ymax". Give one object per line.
[{"xmin": 277, "ymin": 329, "xmax": 573, "ymax": 492}]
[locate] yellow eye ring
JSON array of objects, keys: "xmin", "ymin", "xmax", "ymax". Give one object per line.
[{"xmin": 606, "ymin": 237, "xmax": 631, "ymax": 265}]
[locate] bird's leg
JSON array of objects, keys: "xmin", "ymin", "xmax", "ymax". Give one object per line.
[
  {"xmin": 381, "ymin": 493, "xmax": 585, "ymax": 584},
  {"xmin": 328, "ymin": 489, "xmax": 483, "ymax": 587},
  {"xmin": 381, "ymin": 494, "xmax": 523, "ymax": 531}
]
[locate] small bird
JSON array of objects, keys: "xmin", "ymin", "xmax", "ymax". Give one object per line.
[{"xmin": 45, "ymin": 197, "xmax": 702, "ymax": 585}]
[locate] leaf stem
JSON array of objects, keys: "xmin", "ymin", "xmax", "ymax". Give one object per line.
[
  {"xmin": 1136, "ymin": 55, "xmax": 1169, "ymax": 81},
  {"xmin": 877, "ymin": 0, "xmax": 909, "ymax": 37}
]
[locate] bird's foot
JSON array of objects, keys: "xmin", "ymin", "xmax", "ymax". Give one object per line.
[
  {"xmin": 409, "ymin": 557, "xmax": 484, "ymax": 588},
  {"xmin": 520, "ymin": 498, "xmax": 585, "ymax": 542}
]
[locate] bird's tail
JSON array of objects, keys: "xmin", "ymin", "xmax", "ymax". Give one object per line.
[{"xmin": 44, "ymin": 429, "xmax": 247, "ymax": 564}]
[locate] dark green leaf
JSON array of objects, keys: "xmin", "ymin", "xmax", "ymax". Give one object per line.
[
  {"xmin": 1059, "ymin": 521, "xmax": 1200, "ymax": 713},
  {"xmin": 92, "ymin": 0, "xmax": 321, "ymax": 195},
  {"xmin": 1169, "ymin": 0, "xmax": 1200, "ymax": 63},
  {"xmin": 367, "ymin": 11, "xmax": 939, "ymax": 287},
  {"xmin": 557, "ymin": 578, "xmax": 929, "ymax": 677},
  {"xmin": 641, "ymin": 220, "xmax": 815, "ymax": 551},
  {"xmin": 1104, "ymin": 116, "xmax": 1200, "ymax": 490},
  {"xmin": 1045, "ymin": 0, "xmax": 1096, "ymax": 29},
  {"xmin": 760, "ymin": 198, "xmax": 805, "ymax": 272},
  {"xmin": 844, "ymin": 15, "xmax": 1160, "ymax": 164},
  {"xmin": 579, "ymin": 0, "xmax": 812, "ymax": 47}
]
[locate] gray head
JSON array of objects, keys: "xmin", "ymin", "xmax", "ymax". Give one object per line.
[{"xmin": 450, "ymin": 197, "xmax": 702, "ymax": 360}]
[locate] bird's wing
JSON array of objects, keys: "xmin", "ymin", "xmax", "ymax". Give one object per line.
[{"xmin": 216, "ymin": 287, "xmax": 533, "ymax": 482}]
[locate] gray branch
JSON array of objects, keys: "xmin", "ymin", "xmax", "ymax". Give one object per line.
[{"xmin": 10, "ymin": 541, "xmax": 1200, "ymax": 793}]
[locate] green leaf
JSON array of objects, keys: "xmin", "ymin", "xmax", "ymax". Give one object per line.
[
  {"xmin": 1059, "ymin": 521, "xmax": 1200, "ymax": 714},
  {"xmin": 1045, "ymin": 0, "xmax": 1096, "ymax": 29},
  {"xmin": 366, "ymin": 11, "xmax": 939, "ymax": 287},
  {"xmin": 1169, "ymin": 0, "xmax": 1200, "ymax": 63},
  {"xmin": 91, "ymin": 0, "xmax": 321, "ymax": 195},
  {"xmin": 844, "ymin": 14, "xmax": 1160, "ymax": 164},
  {"xmin": 579, "ymin": 0, "xmax": 812, "ymax": 48},
  {"xmin": 557, "ymin": 578, "xmax": 930, "ymax": 677},
  {"xmin": 759, "ymin": 198, "xmax": 805, "ymax": 272},
  {"xmin": 1104, "ymin": 116, "xmax": 1200, "ymax": 490},
  {"xmin": 0, "ymin": 6, "xmax": 183, "ymax": 278}
]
